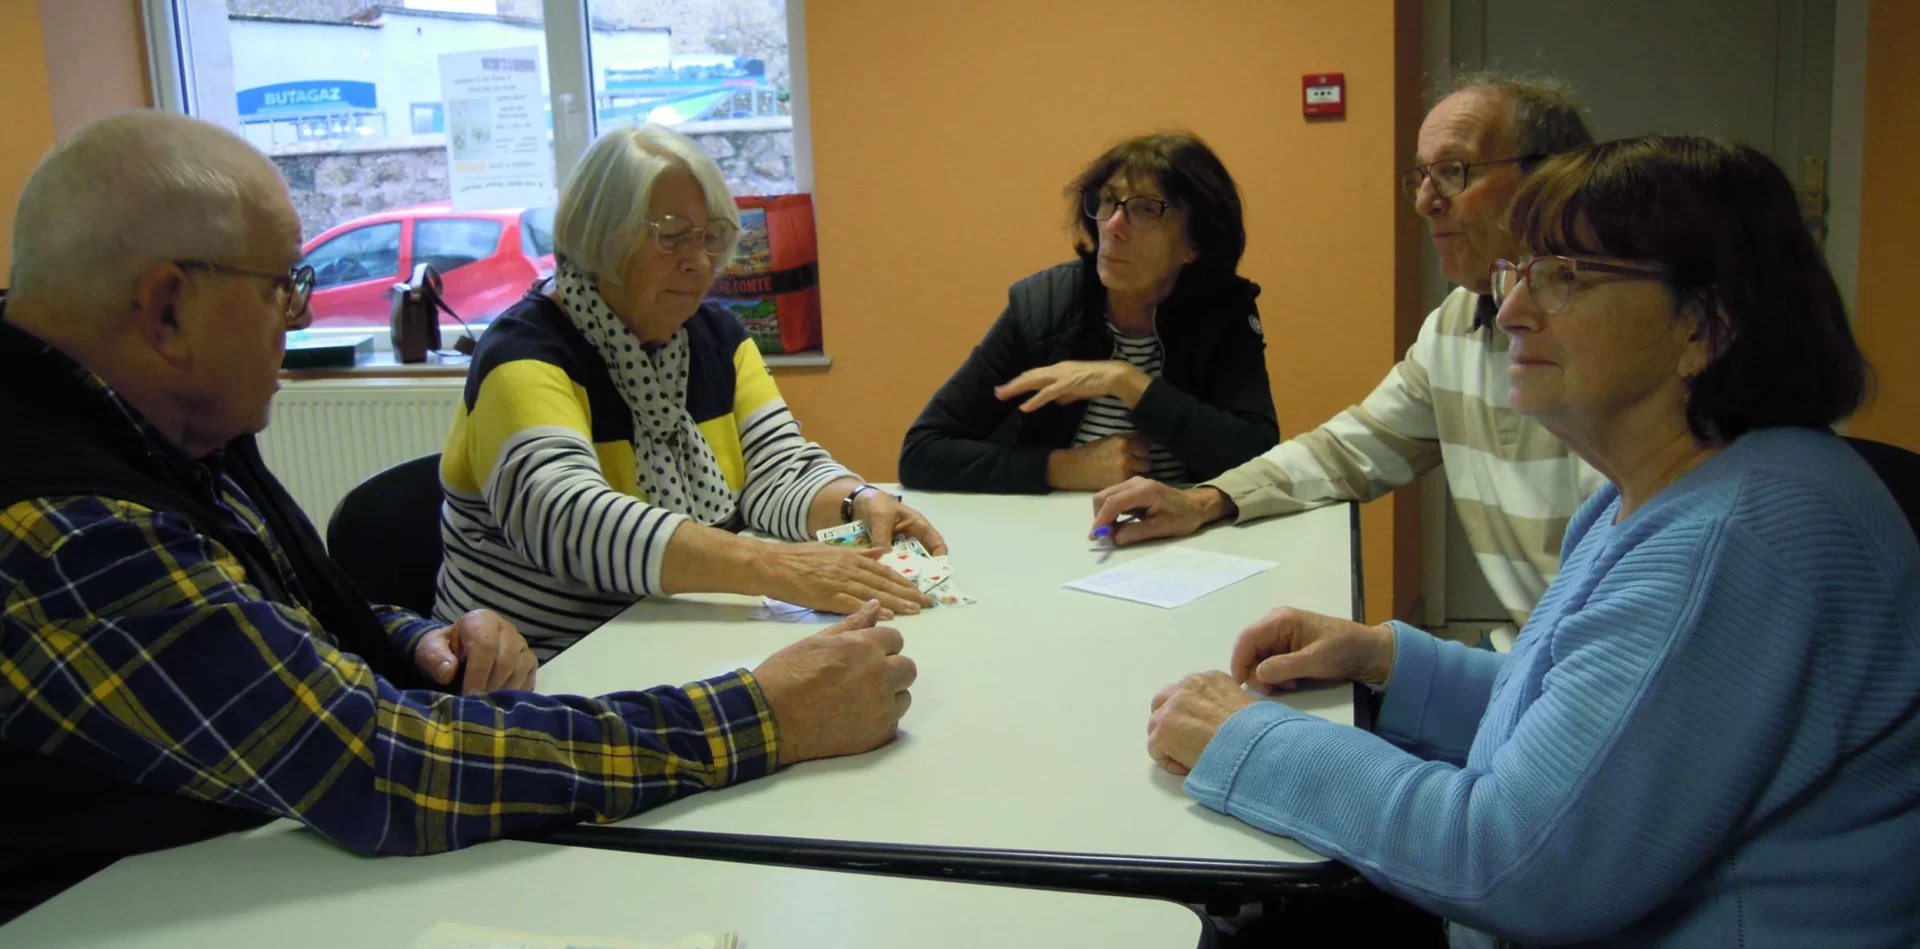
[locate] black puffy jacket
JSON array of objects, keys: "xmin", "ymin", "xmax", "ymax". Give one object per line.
[{"xmin": 899, "ymin": 259, "xmax": 1279, "ymax": 493}]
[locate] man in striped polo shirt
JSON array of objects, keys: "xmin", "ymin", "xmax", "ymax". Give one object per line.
[{"xmin": 1093, "ymin": 74, "xmax": 1604, "ymax": 634}]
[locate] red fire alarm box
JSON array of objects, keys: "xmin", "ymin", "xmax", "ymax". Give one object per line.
[{"xmin": 1303, "ymin": 72, "xmax": 1345, "ymax": 117}]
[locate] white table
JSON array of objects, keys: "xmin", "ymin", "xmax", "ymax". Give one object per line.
[
  {"xmin": 537, "ymin": 490, "xmax": 1363, "ymax": 899},
  {"xmin": 0, "ymin": 824, "xmax": 1208, "ymax": 949}
]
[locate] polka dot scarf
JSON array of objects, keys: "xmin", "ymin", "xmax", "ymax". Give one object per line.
[{"xmin": 553, "ymin": 262, "xmax": 737, "ymax": 526}]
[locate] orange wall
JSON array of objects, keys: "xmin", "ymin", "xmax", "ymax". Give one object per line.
[
  {"xmin": 0, "ymin": 1, "xmax": 148, "ymax": 284},
  {"xmin": 39, "ymin": 0, "xmax": 151, "ymax": 138},
  {"xmin": 1851, "ymin": 0, "xmax": 1920, "ymax": 450},
  {"xmin": 0, "ymin": 2, "xmax": 57, "ymax": 281},
  {"xmin": 789, "ymin": 0, "xmax": 1421, "ymax": 621}
]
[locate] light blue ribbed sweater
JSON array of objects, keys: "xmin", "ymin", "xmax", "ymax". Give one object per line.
[{"xmin": 1187, "ymin": 427, "xmax": 1920, "ymax": 947}]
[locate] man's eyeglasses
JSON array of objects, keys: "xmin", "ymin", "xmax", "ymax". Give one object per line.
[
  {"xmin": 1399, "ymin": 155, "xmax": 1544, "ymax": 203},
  {"xmin": 174, "ymin": 260, "xmax": 314, "ymax": 326},
  {"xmin": 1489, "ymin": 255, "xmax": 1667, "ymax": 314},
  {"xmin": 1081, "ymin": 189, "xmax": 1178, "ymax": 228},
  {"xmin": 646, "ymin": 215, "xmax": 739, "ymax": 257}
]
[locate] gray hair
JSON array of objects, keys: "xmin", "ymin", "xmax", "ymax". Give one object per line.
[
  {"xmin": 1440, "ymin": 71, "xmax": 1594, "ymax": 169},
  {"xmin": 9, "ymin": 111, "xmax": 281, "ymax": 317},
  {"xmin": 554, "ymin": 123, "xmax": 741, "ymax": 281}
]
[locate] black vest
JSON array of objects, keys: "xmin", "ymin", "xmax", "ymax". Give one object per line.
[{"xmin": 0, "ymin": 312, "xmax": 436, "ymax": 921}]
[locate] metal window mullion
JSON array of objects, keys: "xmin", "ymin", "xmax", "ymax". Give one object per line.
[
  {"xmin": 786, "ymin": 0, "xmax": 813, "ymax": 192},
  {"xmin": 140, "ymin": 0, "xmax": 192, "ymax": 114},
  {"xmin": 543, "ymin": 0, "xmax": 594, "ymax": 187}
]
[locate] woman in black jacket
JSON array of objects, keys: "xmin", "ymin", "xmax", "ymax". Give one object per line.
[{"xmin": 899, "ymin": 132, "xmax": 1278, "ymax": 493}]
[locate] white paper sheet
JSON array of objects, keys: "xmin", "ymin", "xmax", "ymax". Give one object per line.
[{"xmin": 1062, "ymin": 547, "xmax": 1277, "ymax": 609}]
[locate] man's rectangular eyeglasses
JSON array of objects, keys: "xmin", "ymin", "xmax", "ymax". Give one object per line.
[
  {"xmin": 1400, "ymin": 155, "xmax": 1543, "ymax": 203},
  {"xmin": 174, "ymin": 260, "xmax": 315, "ymax": 325}
]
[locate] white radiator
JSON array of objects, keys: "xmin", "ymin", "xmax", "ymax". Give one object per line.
[{"xmin": 256, "ymin": 378, "xmax": 466, "ymax": 529}]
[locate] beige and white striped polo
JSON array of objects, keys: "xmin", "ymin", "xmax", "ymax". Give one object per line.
[{"xmin": 1206, "ymin": 286, "xmax": 1605, "ymax": 626}]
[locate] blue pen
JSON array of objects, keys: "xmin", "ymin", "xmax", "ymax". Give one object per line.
[
  {"xmin": 1091, "ymin": 514, "xmax": 1139, "ymax": 562},
  {"xmin": 1091, "ymin": 524, "xmax": 1117, "ymax": 563}
]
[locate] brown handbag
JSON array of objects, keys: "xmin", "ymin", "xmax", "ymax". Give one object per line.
[{"xmin": 388, "ymin": 263, "xmax": 475, "ymax": 363}]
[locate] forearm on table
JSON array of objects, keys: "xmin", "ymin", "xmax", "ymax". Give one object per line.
[
  {"xmin": 658, "ymin": 520, "xmax": 771, "ymax": 596},
  {"xmin": 1202, "ymin": 416, "xmax": 1425, "ymax": 524}
]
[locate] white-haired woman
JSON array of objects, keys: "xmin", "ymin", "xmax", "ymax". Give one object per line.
[{"xmin": 435, "ymin": 125, "xmax": 943, "ymax": 658}]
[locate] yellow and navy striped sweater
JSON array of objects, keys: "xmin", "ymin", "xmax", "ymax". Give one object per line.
[{"xmin": 434, "ymin": 291, "xmax": 851, "ymax": 656}]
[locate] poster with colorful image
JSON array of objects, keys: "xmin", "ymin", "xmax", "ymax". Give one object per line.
[
  {"xmin": 437, "ymin": 47, "xmax": 555, "ymax": 212},
  {"xmin": 714, "ymin": 208, "xmax": 784, "ymax": 352},
  {"xmin": 446, "ymin": 97, "xmax": 494, "ymax": 160}
]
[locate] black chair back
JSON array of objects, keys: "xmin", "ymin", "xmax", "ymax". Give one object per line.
[
  {"xmin": 325, "ymin": 454, "xmax": 446, "ymax": 616},
  {"xmin": 1847, "ymin": 437, "xmax": 1920, "ymax": 541}
]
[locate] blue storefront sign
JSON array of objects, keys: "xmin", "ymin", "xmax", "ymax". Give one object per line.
[{"xmin": 236, "ymin": 80, "xmax": 378, "ymax": 118}]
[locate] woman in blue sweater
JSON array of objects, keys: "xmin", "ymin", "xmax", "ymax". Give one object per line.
[{"xmin": 1148, "ymin": 136, "xmax": 1918, "ymax": 947}]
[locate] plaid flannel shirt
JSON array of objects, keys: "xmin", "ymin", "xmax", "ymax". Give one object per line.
[{"xmin": 0, "ymin": 352, "xmax": 779, "ymax": 856}]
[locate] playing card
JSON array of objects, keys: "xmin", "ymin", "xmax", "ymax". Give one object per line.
[
  {"xmin": 922, "ymin": 576, "xmax": 976, "ymax": 608},
  {"xmin": 816, "ymin": 520, "xmax": 872, "ymax": 548},
  {"xmin": 891, "ymin": 536, "xmax": 931, "ymax": 558},
  {"xmin": 878, "ymin": 549, "xmax": 930, "ymax": 588},
  {"xmin": 915, "ymin": 559, "xmax": 953, "ymax": 593}
]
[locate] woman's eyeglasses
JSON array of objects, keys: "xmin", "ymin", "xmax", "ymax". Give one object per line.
[
  {"xmin": 646, "ymin": 215, "xmax": 739, "ymax": 257},
  {"xmin": 1489, "ymin": 255, "xmax": 1666, "ymax": 314},
  {"xmin": 1081, "ymin": 189, "xmax": 1178, "ymax": 228}
]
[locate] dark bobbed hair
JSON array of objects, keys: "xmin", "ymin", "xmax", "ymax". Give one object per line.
[
  {"xmin": 1507, "ymin": 134, "xmax": 1871, "ymax": 442},
  {"xmin": 1066, "ymin": 132, "xmax": 1245, "ymax": 299}
]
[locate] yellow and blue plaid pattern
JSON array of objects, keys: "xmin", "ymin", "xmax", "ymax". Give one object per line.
[{"xmin": 0, "ymin": 364, "xmax": 779, "ymax": 857}]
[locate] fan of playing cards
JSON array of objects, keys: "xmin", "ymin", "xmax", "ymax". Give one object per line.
[{"xmin": 816, "ymin": 519, "xmax": 976, "ymax": 609}]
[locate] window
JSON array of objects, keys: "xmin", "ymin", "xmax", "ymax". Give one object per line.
[
  {"xmin": 411, "ymin": 102, "xmax": 445, "ymax": 135},
  {"xmin": 148, "ymin": 0, "xmax": 810, "ymax": 346},
  {"xmin": 519, "ymin": 207, "xmax": 555, "ymax": 259},
  {"xmin": 305, "ymin": 222, "xmax": 402, "ymax": 291},
  {"xmin": 415, "ymin": 218, "xmax": 504, "ymax": 274},
  {"xmin": 588, "ymin": 0, "xmax": 798, "ymax": 197}
]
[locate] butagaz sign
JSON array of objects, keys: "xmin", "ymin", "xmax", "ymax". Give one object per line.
[{"xmin": 236, "ymin": 80, "xmax": 379, "ymax": 118}]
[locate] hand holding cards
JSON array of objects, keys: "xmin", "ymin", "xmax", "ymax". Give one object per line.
[{"xmin": 817, "ymin": 521, "xmax": 976, "ymax": 609}]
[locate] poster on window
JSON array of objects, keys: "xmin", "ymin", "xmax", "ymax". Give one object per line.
[{"xmin": 437, "ymin": 47, "xmax": 554, "ymax": 212}]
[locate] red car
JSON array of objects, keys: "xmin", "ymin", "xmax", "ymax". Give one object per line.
[{"xmin": 299, "ymin": 201, "xmax": 556, "ymax": 327}]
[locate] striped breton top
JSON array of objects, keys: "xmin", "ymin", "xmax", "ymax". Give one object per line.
[
  {"xmin": 433, "ymin": 292, "xmax": 852, "ymax": 659},
  {"xmin": 1070, "ymin": 324, "xmax": 1190, "ymax": 483},
  {"xmin": 1204, "ymin": 287, "xmax": 1606, "ymax": 626}
]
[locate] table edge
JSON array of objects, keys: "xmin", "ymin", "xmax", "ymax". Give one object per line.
[{"xmin": 536, "ymin": 825, "xmax": 1359, "ymax": 905}]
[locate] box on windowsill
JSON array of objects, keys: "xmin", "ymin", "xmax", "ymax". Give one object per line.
[{"xmin": 281, "ymin": 334, "xmax": 373, "ymax": 370}]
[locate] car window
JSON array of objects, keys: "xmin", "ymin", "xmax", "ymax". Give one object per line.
[
  {"xmin": 519, "ymin": 207, "xmax": 556, "ymax": 259},
  {"xmin": 415, "ymin": 218, "xmax": 504, "ymax": 275},
  {"xmin": 303, "ymin": 222, "xmax": 402, "ymax": 290}
]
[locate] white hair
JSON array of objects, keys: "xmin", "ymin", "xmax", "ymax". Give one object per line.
[
  {"xmin": 9, "ymin": 111, "xmax": 283, "ymax": 318},
  {"xmin": 554, "ymin": 123, "xmax": 741, "ymax": 281}
]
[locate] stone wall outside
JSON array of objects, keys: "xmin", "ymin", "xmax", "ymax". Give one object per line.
[{"xmin": 274, "ymin": 118, "xmax": 795, "ymax": 240}]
